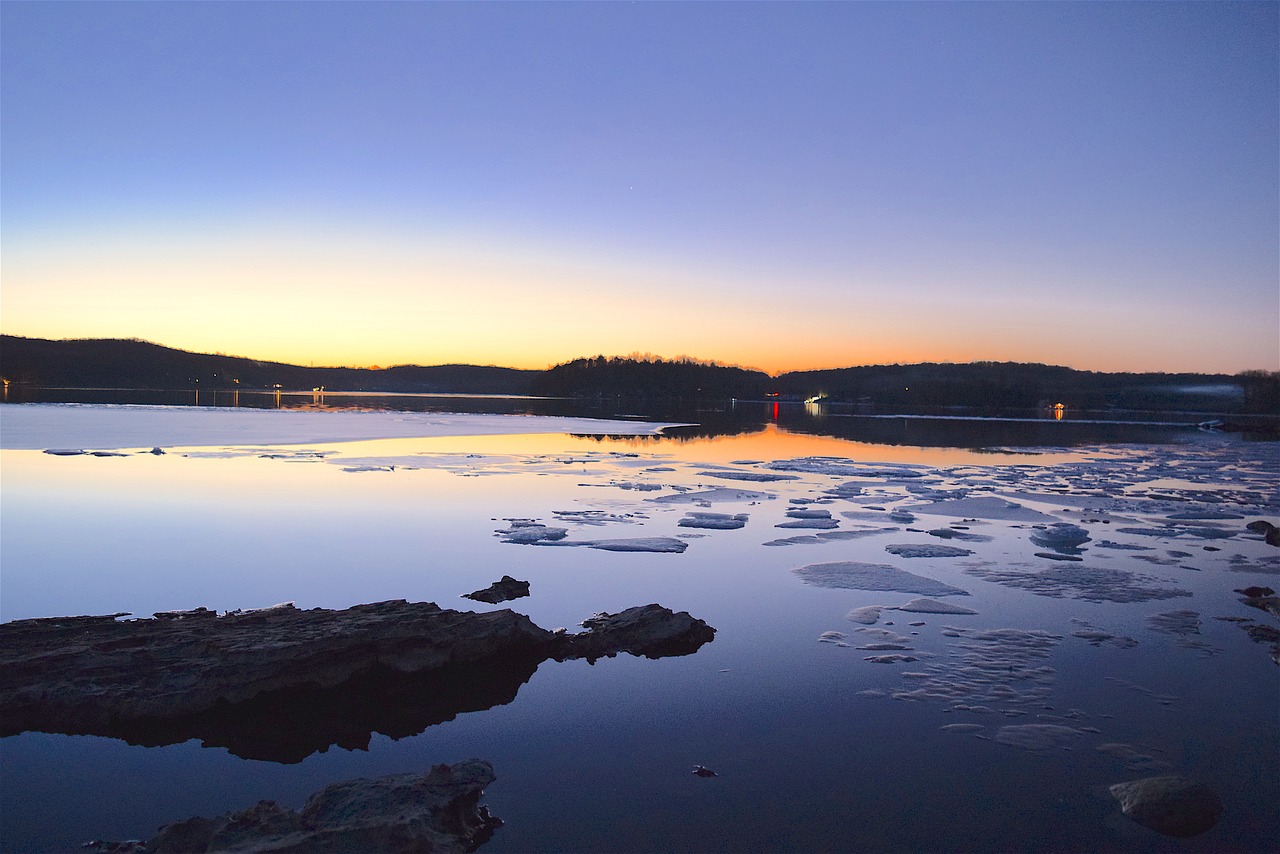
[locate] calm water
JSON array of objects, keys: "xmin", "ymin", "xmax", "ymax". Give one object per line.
[{"xmin": 1, "ymin": 403, "xmax": 1277, "ymax": 852}]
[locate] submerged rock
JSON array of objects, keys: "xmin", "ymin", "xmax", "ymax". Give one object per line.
[
  {"xmin": 0, "ymin": 600, "xmax": 714, "ymax": 762},
  {"xmin": 88, "ymin": 760, "xmax": 502, "ymax": 853},
  {"xmin": 1109, "ymin": 775, "xmax": 1224, "ymax": 838},
  {"xmin": 463, "ymin": 576, "xmax": 531, "ymax": 604}
]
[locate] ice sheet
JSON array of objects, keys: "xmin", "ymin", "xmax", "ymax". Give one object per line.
[{"xmin": 0, "ymin": 403, "xmax": 687, "ymax": 450}]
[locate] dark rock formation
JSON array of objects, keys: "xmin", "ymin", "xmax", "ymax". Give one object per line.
[
  {"xmin": 1234, "ymin": 586, "xmax": 1275, "ymax": 598},
  {"xmin": 564, "ymin": 605, "xmax": 717, "ymax": 663},
  {"xmin": 1246, "ymin": 519, "xmax": 1280, "ymax": 546},
  {"xmin": 1240, "ymin": 594, "xmax": 1280, "ymax": 620},
  {"xmin": 1109, "ymin": 775, "xmax": 1224, "ymax": 838},
  {"xmin": 0, "ymin": 600, "xmax": 713, "ymax": 763},
  {"xmin": 87, "ymin": 760, "xmax": 501, "ymax": 853},
  {"xmin": 462, "ymin": 576, "xmax": 531, "ymax": 604}
]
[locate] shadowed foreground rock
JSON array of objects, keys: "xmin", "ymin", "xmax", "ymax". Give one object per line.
[
  {"xmin": 0, "ymin": 600, "xmax": 714, "ymax": 762},
  {"xmin": 88, "ymin": 760, "xmax": 501, "ymax": 853}
]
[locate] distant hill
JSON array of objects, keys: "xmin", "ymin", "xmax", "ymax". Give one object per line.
[
  {"xmin": 0, "ymin": 336, "xmax": 539, "ymax": 395},
  {"xmin": 772, "ymin": 361, "xmax": 1265, "ymax": 413},
  {"xmin": 533, "ymin": 355, "xmax": 771, "ymax": 399},
  {"xmin": 2, "ymin": 336, "xmax": 1275, "ymax": 414}
]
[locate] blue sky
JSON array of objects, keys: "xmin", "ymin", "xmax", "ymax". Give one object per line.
[{"xmin": 2, "ymin": 1, "xmax": 1276, "ymax": 373}]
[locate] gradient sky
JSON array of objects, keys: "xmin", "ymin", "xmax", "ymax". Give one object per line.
[{"xmin": 2, "ymin": 1, "xmax": 1276, "ymax": 374}]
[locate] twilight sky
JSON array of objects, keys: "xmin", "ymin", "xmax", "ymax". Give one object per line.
[{"xmin": 2, "ymin": 1, "xmax": 1276, "ymax": 374}]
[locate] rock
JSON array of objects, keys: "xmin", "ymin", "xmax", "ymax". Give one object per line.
[
  {"xmin": 0, "ymin": 600, "xmax": 714, "ymax": 761},
  {"xmin": 1109, "ymin": 775, "xmax": 1224, "ymax": 838},
  {"xmin": 1245, "ymin": 519, "xmax": 1280, "ymax": 546},
  {"xmin": 565, "ymin": 605, "xmax": 716, "ymax": 663},
  {"xmin": 1234, "ymin": 586, "xmax": 1275, "ymax": 598},
  {"xmin": 87, "ymin": 760, "xmax": 501, "ymax": 853},
  {"xmin": 463, "ymin": 576, "xmax": 531, "ymax": 604},
  {"xmin": 692, "ymin": 765, "xmax": 718, "ymax": 778},
  {"xmin": 1239, "ymin": 595, "xmax": 1280, "ymax": 620}
]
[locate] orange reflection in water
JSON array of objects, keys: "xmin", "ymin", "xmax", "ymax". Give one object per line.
[{"xmin": 337, "ymin": 423, "xmax": 1082, "ymax": 468}]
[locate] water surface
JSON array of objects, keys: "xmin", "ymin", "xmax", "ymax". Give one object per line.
[{"xmin": 1, "ymin": 410, "xmax": 1276, "ymax": 852}]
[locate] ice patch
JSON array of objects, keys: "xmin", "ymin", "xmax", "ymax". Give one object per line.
[
  {"xmin": 895, "ymin": 598, "xmax": 978, "ymax": 615},
  {"xmin": 792, "ymin": 562, "xmax": 969, "ymax": 597},
  {"xmin": 678, "ymin": 512, "xmax": 748, "ymax": 530},
  {"xmin": 884, "ymin": 544, "xmax": 975, "ymax": 559},
  {"xmin": 902, "ymin": 496, "xmax": 1058, "ymax": 522},
  {"xmin": 962, "ymin": 563, "xmax": 1190, "ymax": 603},
  {"xmin": 649, "ymin": 488, "xmax": 775, "ymax": 504}
]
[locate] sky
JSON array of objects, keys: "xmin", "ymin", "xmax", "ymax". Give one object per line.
[{"xmin": 2, "ymin": 1, "xmax": 1276, "ymax": 375}]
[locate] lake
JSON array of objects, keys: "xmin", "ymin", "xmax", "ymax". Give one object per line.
[{"xmin": 1, "ymin": 399, "xmax": 1277, "ymax": 852}]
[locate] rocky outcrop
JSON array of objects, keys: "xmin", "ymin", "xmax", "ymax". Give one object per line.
[
  {"xmin": 562, "ymin": 605, "xmax": 717, "ymax": 663},
  {"xmin": 88, "ymin": 760, "xmax": 501, "ymax": 853},
  {"xmin": 1109, "ymin": 775, "xmax": 1224, "ymax": 838},
  {"xmin": 1245, "ymin": 519, "xmax": 1280, "ymax": 546},
  {"xmin": 0, "ymin": 600, "xmax": 713, "ymax": 762},
  {"xmin": 462, "ymin": 576, "xmax": 530, "ymax": 604}
]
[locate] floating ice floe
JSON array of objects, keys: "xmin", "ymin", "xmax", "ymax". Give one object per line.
[
  {"xmin": 846, "ymin": 606, "xmax": 884, "ymax": 624},
  {"xmin": 994, "ymin": 723, "xmax": 1086, "ymax": 751},
  {"xmin": 888, "ymin": 628, "xmax": 1061, "ymax": 710},
  {"xmin": 895, "ymin": 597, "xmax": 978, "ymax": 615},
  {"xmin": 884, "ymin": 544, "xmax": 975, "ymax": 559},
  {"xmin": 900, "ymin": 496, "xmax": 1059, "ymax": 523},
  {"xmin": 762, "ymin": 527, "xmax": 899, "ymax": 547},
  {"xmin": 792, "ymin": 561, "xmax": 968, "ymax": 597},
  {"xmin": 678, "ymin": 512, "xmax": 748, "ymax": 530},
  {"xmin": 784, "ymin": 508, "xmax": 833, "ymax": 520},
  {"xmin": 924, "ymin": 528, "xmax": 993, "ymax": 542},
  {"xmin": 1096, "ymin": 742, "xmax": 1170, "ymax": 772},
  {"xmin": 648, "ymin": 488, "xmax": 775, "ymax": 505},
  {"xmin": 941, "ymin": 723, "xmax": 985, "ymax": 733},
  {"xmin": 694, "ymin": 470, "xmax": 798, "ymax": 482},
  {"xmin": 552, "ymin": 510, "xmax": 642, "ymax": 527},
  {"xmin": 961, "ymin": 562, "xmax": 1190, "ymax": 603},
  {"xmin": 776, "ymin": 517, "xmax": 840, "ymax": 529},
  {"xmin": 498, "ymin": 523, "xmax": 569, "ymax": 544},
  {"xmin": 1145, "ymin": 610, "xmax": 1218, "ymax": 654},
  {"xmin": 571, "ymin": 538, "xmax": 689, "ymax": 553},
  {"xmin": 1028, "ymin": 522, "xmax": 1091, "ymax": 555}
]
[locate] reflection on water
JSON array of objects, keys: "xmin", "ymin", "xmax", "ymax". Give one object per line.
[
  {"xmin": 1, "ymin": 413, "xmax": 1277, "ymax": 852},
  {"xmin": 2, "ymin": 386, "xmax": 1212, "ymax": 448}
]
